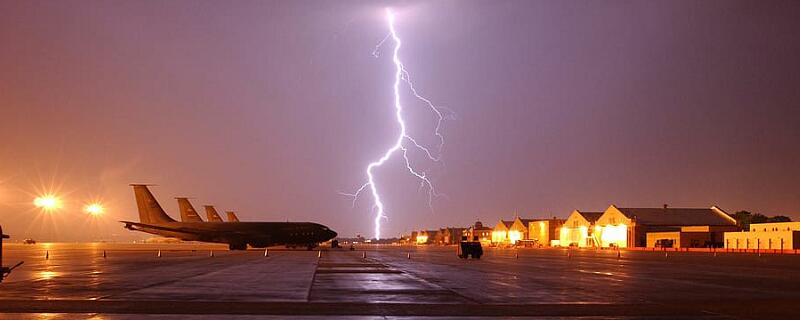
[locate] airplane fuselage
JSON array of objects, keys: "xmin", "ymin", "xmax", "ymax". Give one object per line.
[
  {"xmin": 123, "ymin": 221, "xmax": 336, "ymax": 249},
  {"xmin": 124, "ymin": 184, "xmax": 337, "ymax": 250}
]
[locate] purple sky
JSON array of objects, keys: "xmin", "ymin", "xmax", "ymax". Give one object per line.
[{"xmin": 1, "ymin": 1, "xmax": 798, "ymax": 241}]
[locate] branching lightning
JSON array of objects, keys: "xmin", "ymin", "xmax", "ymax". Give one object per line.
[{"xmin": 344, "ymin": 8, "xmax": 448, "ymax": 240}]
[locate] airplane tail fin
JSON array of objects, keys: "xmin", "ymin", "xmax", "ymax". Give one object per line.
[
  {"xmin": 226, "ymin": 211, "xmax": 240, "ymax": 222},
  {"xmin": 204, "ymin": 205, "xmax": 224, "ymax": 222},
  {"xmin": 176, "ymin": 198, "xmax": 204, "ymax": 222},
  {"xmin": 131, "ymin": 184, "xmax": 176, "ymax": 224}
]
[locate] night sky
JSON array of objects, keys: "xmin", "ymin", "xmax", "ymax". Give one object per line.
[{"xmin": 1, "ymin": 1, "xmax": 798, "ymax": 241}]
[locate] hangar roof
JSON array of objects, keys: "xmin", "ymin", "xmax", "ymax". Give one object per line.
[
  {"xmin": 616, "ymin": 207, "xmax": 735, "ymax": 226},
  {"xmin": 577, "ymin": 211, "xmax": 604, "ymax": 223}
]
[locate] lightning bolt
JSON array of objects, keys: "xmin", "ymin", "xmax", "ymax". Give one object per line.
[{"xmin": 344, "ymin": 8, "xmax": 448, "ymax": 240}]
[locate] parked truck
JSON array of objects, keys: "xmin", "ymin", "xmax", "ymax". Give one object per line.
[{"xmin": 457, "ymin": 236, "xmax": 483, "ymax": 259}]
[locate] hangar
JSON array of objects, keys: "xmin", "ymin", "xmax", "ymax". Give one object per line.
[
  {"xmin": 594, "ymin": 205, "xmax": 738, "ymax": 248},
  {"xmin": 559, "ymin": 210, "xmax": 603, "ymax": 247},
  {"xmin": 492, "ymin": 220, "xmax": 516, "ymax": 245},
  {"xmin": 464, "ymin": 221, "xmax": 493, "ymax": 244},
  {"xmin": 646, "ymin": 225, "xmax": 740, "ymax": 248},
  {"xmin": 528, "ymin": 218, "xmax": 564, "ymax": 247}
]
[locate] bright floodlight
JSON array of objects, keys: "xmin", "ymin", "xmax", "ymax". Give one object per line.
[
  {"xmin": 84, "ymin": 203, "xmax": 104, "ymax": 216},
  {"xmin": 33, "ymin": 195, "xmax": 61, "ymax": 211}
]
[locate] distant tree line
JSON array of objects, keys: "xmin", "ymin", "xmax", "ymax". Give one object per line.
[{"xmin": 731, "ymin": 211, "xmax": 792, "ymax": 230}]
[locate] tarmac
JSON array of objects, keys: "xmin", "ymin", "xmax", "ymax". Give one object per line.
[{"xmin": 1, "ymin": 243, "xmax": 800, "ymax": 319}]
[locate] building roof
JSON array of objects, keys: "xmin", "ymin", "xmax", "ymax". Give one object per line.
[
  {"xmin": 616, "ymin": 207, "xmax": 735, "ymax": 226},
  {"xmin": 517, "ymin": 218, "xmax": 536, "ymax": 226},
  {"xmin": 501, "ymin": 220, "xmax": 514, "ymax": 228},
  {"xmin": 578, "ymin": 211, "xmax": 604, "ymax": 223}
]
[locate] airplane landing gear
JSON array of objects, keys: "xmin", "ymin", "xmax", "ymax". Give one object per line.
[{"xmin": 228, "ymin": 242, "xmax": 247, "ymax": 251}]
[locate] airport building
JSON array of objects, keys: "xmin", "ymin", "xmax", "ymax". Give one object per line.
[
  {"xmin": 464, "ymin": 221, "xmax": 493, "ymax": 244},
  {"xmin": 724, "ymin": 222, "xmax": 800, "ymax": 250},
  {"xmin": 410, "ymin": 228, "xmax": 466, "ymax": 245},
  {"xmin": 415, "ymin": 230, "xmax": 439, "ymax": 245},
  {"xmin": 491, "ymin": 220, "xmax": 514, "ymax": 245},
  {"xmin": 646, "ymin": 225, "xmax": 740, "ymax": 248},
  {"xmin": 437, "ymin": 227, "xmax": 466, "ymax": 245},
  {"xmin": 559, "ymin": 210, "xmax": 603, "ymax": 247},
  {"xmin": 528, "ymin": 218, "xmax": 565, "ymax": 247},
  {"xmin": 492, "ymin": 218, "xmax": 535, "ymax": 246},
  {"xmin": 408, "ymin": 231, "xmax": 419, "ymax": 244},
  {"xmin": 510, "ymin": 218, "xmax": 535, "ymax": 240},
  {"xmin": 408, "ymin": 205, "xmax": 769, "ymax": 250},
  {"xmin": 594, "ymin": 205, "xmax": 738, "ymax": 248},
  {"xmin": 490, "ymin": 217, "xmax": 564, "ymax": 247}
]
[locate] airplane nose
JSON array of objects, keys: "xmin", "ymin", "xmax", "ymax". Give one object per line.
[{"xmin": 328, "ymin": 230, "xmax": 338, "ymax": 240}]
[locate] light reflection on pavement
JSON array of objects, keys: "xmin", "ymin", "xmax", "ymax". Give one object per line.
[{"xmin": 1, "ymin": 243, "xmax": 799, "ymax": 319}]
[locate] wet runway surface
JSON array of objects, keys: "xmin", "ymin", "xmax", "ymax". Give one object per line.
[{"xmin": 1, "ymin": 243, "xmax": 800, "ymax": 319}]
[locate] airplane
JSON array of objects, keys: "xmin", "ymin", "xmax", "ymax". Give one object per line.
[
  {"xmin": 121, "ymin": 184, "xmax": 337, "ymax": 250},
  {"xmin": 226, "ymin": 211, "xmax": 240, "ymax": 222},
  {"xmin": 1, "ymin": 225, "xmax": 24, "ymax": 283},
  {"xmin": 176, "ymin": 197, "xmax": 204, "ymax": 222},
  {"xmin": 204, "ymin": 205, "xmax": 224, "ymax": 222}
]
